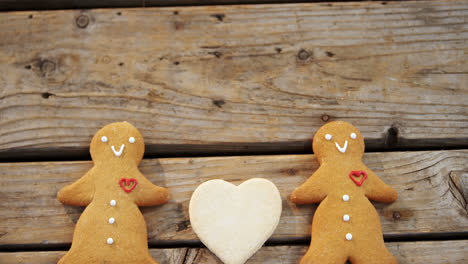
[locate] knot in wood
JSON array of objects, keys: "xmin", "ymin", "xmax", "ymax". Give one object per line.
[
  {"xmin": 76, "ymin": 15, "xmax": 89, "ymax": 28},
  {"xmin": 297, "ymin": 49, "xmax": 311, "ymax": 60},
  {"xmin": 392, "ymin": 211, "xmax": 401, "ymax": 220},
  {"xmin": 40, "ymin": 60, "xmax": 56, "ymax": 74}
]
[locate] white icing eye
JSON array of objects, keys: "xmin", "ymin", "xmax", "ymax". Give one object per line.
[
  {"xmin": 129, "ymin": 137, "xmax": 135, "ymax": 143},
  {"xmin": 350, "ymin": 133, "xmax": 357, "ymax": 139},
  {"xmin": 325, "ymin": 134, "xmax": 332, "ymax": 141},
  {"xmin": 101, "ymin": 136, "xmax": 108, "ymax": 143}
]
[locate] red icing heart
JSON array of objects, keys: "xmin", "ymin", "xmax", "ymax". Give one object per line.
[
  {"xmin": 119, "ymin": 178, "xmax": 138, "ymax": 193},
  {"xmin": 349, "ymin": 171, "xmax": 367, "ymax": 187}
]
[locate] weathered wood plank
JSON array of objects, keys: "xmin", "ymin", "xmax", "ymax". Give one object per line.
[
  {"xmin": 0, "ymin": 0, "xmax": 467, "ymax": 159},
  {"xmin": 0, "ymin": 150, "xmax": 467, "ymax": 246},
  {"xmin": 0, "ymin": 0, "xmax": 305, "ymax": 11},
  {"xmin": 1, "ymin": 240, "xmax": 467, "ymax": 263}
]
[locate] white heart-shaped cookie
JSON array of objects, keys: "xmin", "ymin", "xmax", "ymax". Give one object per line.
[{"xmin": 189, "ymin": 178, "xmax": 282, "ymax": 264}]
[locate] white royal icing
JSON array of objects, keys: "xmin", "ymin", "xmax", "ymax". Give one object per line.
[
  {"xmin": 101, "ymin": 136, "xmax": 108, "ymax": 143},
  {"xmin": 343, "ymin": 214, "xmax": 350, "ymax": 222},
  {"xmin": 110, "ymin": 200, "xmax": 116, "ymax": 206},
  {"xmin": 335, "ymin": 140, "xmax": 348, "ymax": 153},
  {"xmin": 111, "ymin": 144, "xmax": 125, "ymax": 157},
  {"xmin": 109, "ymin": 217, "xmax": 115, "ymax": 224},
  {"xmin": 129, "ymin": 137, "xmax": 135, "ymax": 143},
  {"xmin": 342, "ymin": 194, "xmax": 349, "ymax": 201},
  {"xmin": 325, "ymin": 134, "xmax": 332, "ymax": 141},
  {"xmin": 350, "ymin": 133, "xmax": 357, "ymax": 139},
  {"xmin": 346, "ymin": 233, "xmax": 352, "ymax": 241},
  {"xmin": 107, "ymin": 238, "xmax": 114, "ymax": 245}
]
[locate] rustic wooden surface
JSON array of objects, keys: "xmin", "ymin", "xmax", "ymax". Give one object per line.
[
  {"xmin": 0, "ymin": 0, "xmax": 305, "ymax": 11},
  {"xmin": 1, "ymin": 0, "xmax": 467, "ymax": 263},
  {"xmin": 1, "ymin": 150, "xmax": 467, "ymax": 246},
  {"xmin": 1, "ymin": 0, "xmax": 467, "ymax": 159},
  {"xmin": 1, "ymin": 240, "xmax": 467, "ymax": 264}
]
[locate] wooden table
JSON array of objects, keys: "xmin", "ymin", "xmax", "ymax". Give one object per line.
[{"xmin": 0, "ymin": 0, "xmax": 467, "ymax": 263}]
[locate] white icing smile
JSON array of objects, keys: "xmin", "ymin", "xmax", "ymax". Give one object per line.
[
  {"xmin": 111, "ymin": 144, "xmax": 125, "ymax": 157},
  {"xmin": 335, "ymin": 140, "xmax": 348, "ymax": 153}
]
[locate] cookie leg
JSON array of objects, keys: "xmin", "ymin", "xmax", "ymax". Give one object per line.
[
  {"xmin": 300, "ymin": 246, "xmax": 348, "ymax": 264},
  {"xmin": 349, "ymin": 247, "xmax": 397, "ymax": 264}
]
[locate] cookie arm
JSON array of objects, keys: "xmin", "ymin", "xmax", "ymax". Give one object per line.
[
  {"xmin": 133, "ymin": 174, "xmax": 170, "ymax": 207},
  {"xmin": 57, "ymin": 170, "xmax": 95, "ymax": 206},
  {"xmin": 290, "ymin": 168, "xmax": 328, "ymax": 204},
  {"xmin": 365, "ymin": 169, "xmax": 398, "ymax": 203}
]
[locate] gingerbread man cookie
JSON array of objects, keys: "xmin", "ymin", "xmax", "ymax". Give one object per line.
[
  {"xmin": 57, "ymin": 122, "xmax": 170, "ymax": 264},
  {"xmin": 291, "ymin": 121, "xmax": 398, "ymax": 264}
]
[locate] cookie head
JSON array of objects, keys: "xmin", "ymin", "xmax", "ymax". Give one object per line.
[
  {"xmin": 313, "ymin": 121, "xmax": 364, "ymax": 162},
  {"xmin": 90, "ymin": 122, "xmax": 144, "ymax": 165}
]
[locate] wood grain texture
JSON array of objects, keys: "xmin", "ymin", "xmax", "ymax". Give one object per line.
[
  {"xmin": 0, "ymin": 0, "xmax": 305, "ymax": 11},
  {"xmin": 0, "ymin": 150, "xmax": 467, "ymax": 246},
  {"xmin": 0, "ymin": 0, "xmax": 467, "ymax": 159},
  {"xmin": 1, "ymin": 240, "xmax": 467, "ymax": 264}
]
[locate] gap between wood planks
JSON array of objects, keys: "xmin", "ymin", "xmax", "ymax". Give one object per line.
[
  {"xmin": 1, "ymin": 139, "xmax": 468, "ymax": 163},
  {"xmin": 2, "ymin": 241, "xmax": 467, "ymax": 264},
  {"xmin": 0, "ymin": 0, "xmax": 402, "ymax": 12},
  {"xmin": 1, "ymin": 232, "xmax": 468, "ymax": 252}
]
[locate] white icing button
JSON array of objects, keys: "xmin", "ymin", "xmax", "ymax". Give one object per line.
[
  {"xmin": 110, "ymin": 200, "xmax": 116, "ymax": 207},
  {"xmin": 109, "ymin": 217, "xmax": 115, "ymax": 224},
  {"xmin": 129, "ymin": 137, "xmax": 135, "ymax": 143},
  {"xmin": 107, "ymin": 238, "xmax": 114, "ymax": 245},
  {"xmin": 350, "ymin": 133, "xmax": 357, "ymax": 139},
  {"xmin": 346, "ymin": 233, "xmax": 353, "ymax": 241},
  {"xmin": 101, "ymin": 136, "xmax": 108, "ymax": 143},
  {"xmin": 343, "ymin": 214, "xmax": 350, "ymax": 222},
  {"xmin": 342, "ymin": 194, "xmax": 350, "ymax": 201},
  {"xmin": 325, "ymin": 134, "xmax": 332, "ymax": 140}
]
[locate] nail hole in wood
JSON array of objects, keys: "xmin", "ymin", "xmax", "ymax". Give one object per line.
[
  {"xmin": 116, "ymin": 12, "xmax": 122, "ymax": 16},
  {"xmin": 209, "ymin": 51, "xmax": 222, "ymax": 58},
  {"xmin": 321, "ymin": 114, "xmax": 330, "ymax": 122},
  {"xmin": 275, "ymin": 47, "xmax": 282, "ymax": 54},
  {"xmin": 28, "ymin": 14, "xmax": 33, "ymax": 19},
  {"xmin": 118, "ymin": 62, "xmax": 124, "ymax": 66},
  {"xmin": 174, "ymin": 61, "xmax": 180, "ymax": 65},
  {"xmin": 25, "ymin": 65, "xmax": 32, "ymax": 69},
  {"xmin": 173, "ymin": 11, "xmax": 179, "ymax": 15},
  {"xmin": 213, "ymin": 99, "xmax": 225, "ymax": 108},
  {"xmin": 210, "ymin": 14, "xmax": 225, "ymax": 22},
  {"xmin": 41, "ymin": 92, "xmax": 54, "ymax": 99}
]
